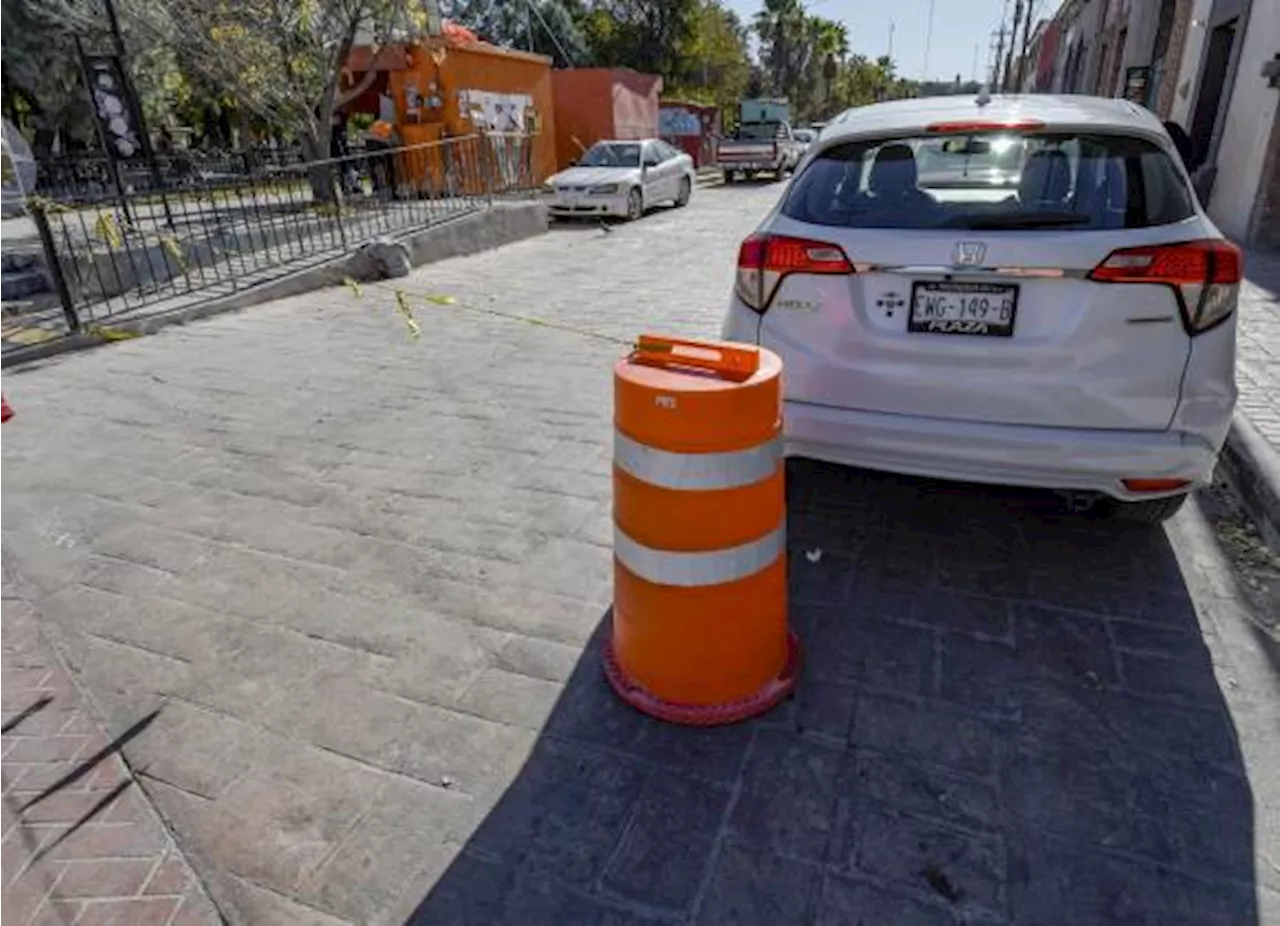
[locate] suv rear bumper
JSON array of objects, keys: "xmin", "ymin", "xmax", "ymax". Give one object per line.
[{"xmin": 784, "ymin": 400, "xmax": 1221, "ymax": 501}]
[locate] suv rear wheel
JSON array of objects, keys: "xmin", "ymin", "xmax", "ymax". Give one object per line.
[{"xmin": 1111, "ymin": 493, "xmax": 1189, "ymax": 524}]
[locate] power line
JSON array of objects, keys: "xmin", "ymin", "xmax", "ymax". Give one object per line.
[{"xmin": 523, "ymin": 0, "xmax": 575, "ymax": 66}]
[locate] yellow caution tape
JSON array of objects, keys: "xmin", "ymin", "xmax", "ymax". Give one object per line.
[
  {"xmin": 95, "ymin": 213, "xmax": 123, "ymax": 249},
  {"xmin": 343, "ymin": 276, "xmax": 363, "ymax": 299},
  {"xmin": 372, "ymin": 282, "xmax": 629, "ymax": 347},
  {"xmin": 159, "ymin": 235, "xmax": 187, "ymax": 271},
  {"xmin": 86, "ymin": 325, "xmax": 141, "ymax": 342},
  {"xmin": 2, "ymin": 327, "xmax": 62, "ymax": 345},
  {"xmin": 393, "ymin": 289, "xmax": 421, "ymax": 341}
]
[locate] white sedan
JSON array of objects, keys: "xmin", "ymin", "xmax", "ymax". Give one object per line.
[
  {"xmin": 723, "ymin": 93, "xmax": 1241, "ymax": 523},
  {"xmin": 545, "ymin": 139, "xmax": 695, "ymax": 221}
]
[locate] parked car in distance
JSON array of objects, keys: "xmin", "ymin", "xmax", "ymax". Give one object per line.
[
  {"xmin": 717, "ymin": 121, "xmax": 805, "ymax": 182},
  {"xmin": 545, "ymin": 139, "xmax": 695, "ymax": 221},
  {"xmin": 722, "ymin": 94, "xmax": 1242, "ymax": 523},
  {"xmin": 793, "ymin": 128, "xmax": 817, "ymax": 157}
]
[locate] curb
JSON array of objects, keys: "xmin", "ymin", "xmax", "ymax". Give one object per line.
[
  {"xmin": 1218, "ymin": 411, "xmax": 1280, "ymax": 551},
  {"xmin": 2, "ymin": 202, "xmax": 548, "ymax": 370}
]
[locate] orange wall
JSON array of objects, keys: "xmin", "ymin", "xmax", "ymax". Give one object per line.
[
  {"xmin": 377, "ymin": 39, "xmax": 558, "ymax": 183},
  {"xmin": 551, "ymin": 69, "xmax": 612, "ymax": 170},
  {"xmin": 551, "ymin": 68, "xmax": 663, "ymax": 170}
]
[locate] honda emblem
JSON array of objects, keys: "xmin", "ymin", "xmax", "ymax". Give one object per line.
[{"xmin": 953, "ymin": 241, "xmax": 987, "ymax": 267}]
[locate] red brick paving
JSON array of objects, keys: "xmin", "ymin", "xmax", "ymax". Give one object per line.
[{"xmin": 2, "ymin": 598, "xmax": 221, "ymax": 926}]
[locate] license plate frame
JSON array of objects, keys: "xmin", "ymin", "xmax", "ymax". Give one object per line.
[{"xmin": 908, "ymin": 281, "xmax": 1019, "ymax": 337}]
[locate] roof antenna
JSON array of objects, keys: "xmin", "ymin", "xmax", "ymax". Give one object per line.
[{"xmin": 976, "ymin": 84, "xmax": 992, "ymax": 106}]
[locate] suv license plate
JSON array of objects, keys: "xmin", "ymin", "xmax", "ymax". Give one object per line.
[{"xmin": 908, "ymin": 282, "xmax": 1018, "ymax": 337}]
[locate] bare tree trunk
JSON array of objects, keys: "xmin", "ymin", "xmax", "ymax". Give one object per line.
[{"xmin": 301, "ymin": 124, "xmax": 339, "ymax": 203}]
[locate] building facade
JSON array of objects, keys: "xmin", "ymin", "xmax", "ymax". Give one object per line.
[{"xmin": 1018, "ymin": 0, "xmax": 1278, "ymax": 249}]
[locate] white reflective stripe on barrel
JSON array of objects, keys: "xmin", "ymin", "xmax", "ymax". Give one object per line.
[
  {"xmin": 614, "ymin": 430, "xmax": 782, "ymax": 491},
  {"xmin": 614, "ymin": 524, "xmax": 785, "ymax": 587}
]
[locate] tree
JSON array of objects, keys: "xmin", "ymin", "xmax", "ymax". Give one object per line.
[
  {"xmin": 1, "ymin": 0, "xmax": 98, "ymax": 155},
  {"xmin": 664, "ymin": 0, "xmax": 750, "ymax": 111},
  {"xmin": 124, "ymin": 0, "xmax": 425, "ymax": 166},
  {"xmin": 578, "ymin": 0, "xmax": 698, "ymax": 77},
  {"xmin": 752, "ymin": 0, "xmax": 855, "ymax": 121},
  {"xmin": 445, "ymin": 0, "xmax": 589, "ymax": 65}
]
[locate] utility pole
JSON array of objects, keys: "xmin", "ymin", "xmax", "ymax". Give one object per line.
[
  {"xmin": 972, "ymin": 42, "xmax": 980, "ymax": 84},
  {"xmin": 922, "ymin": 0, "xmax": 937, "ymax": 81},
  {"xmin": 992, "ymin": 0, "xmax": 1009, "ymax": 88},
  {"xmin": 1017, "ymin": 0, "xmax": 1035, "ymax": 90},
  {"xmin": 888, "ymin": 20, "xmax": 895, "ymax": 61},
  {"xmin": 1002, "ymin": 0, "xmax": 1023, "ymax": 92}
]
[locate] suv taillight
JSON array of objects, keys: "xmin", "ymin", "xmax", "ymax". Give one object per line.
[
  {"xmin": 735, "ymin": 234, "xmax": 853, "ymax": 313},
  {"xmin": 1089, "ymin": 239, "xmax": 1242, "ymax": 334}
]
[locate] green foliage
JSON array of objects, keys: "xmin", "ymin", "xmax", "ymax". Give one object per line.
[
  {"xmin": 3, "ymin": 0, "xmax": 916, "ymax": 163},
  {"xmin": 1, "ymin": 0, "xmax": 97, "ymax": 151},
  {"xmin": 753, "ymin": 0, "xmax": 915, "ymax": 123},
  {"xmin": 446, "ymin": 0, "xmax": 590, "ymax": 65},
  {"xmin": 664, "ymin": 0, "xmax": 751, "ymax": 112}
]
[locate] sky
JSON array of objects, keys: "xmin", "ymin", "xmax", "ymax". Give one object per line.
[{"xmin": 720, "ymin": 0, "xmax": 1060, "ymax": 85}]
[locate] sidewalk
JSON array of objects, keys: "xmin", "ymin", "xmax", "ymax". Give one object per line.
[
  {"xmin": 2, "ymin": 590, "xmax": 221, "ymax": 926},
  {"xmin": 1227, "ymin": 248, "xmax": 1280, "ymax": 546},
  {"xmin": 1238, "ymin": 248, "xmax": 1280, "ymax": 451}
]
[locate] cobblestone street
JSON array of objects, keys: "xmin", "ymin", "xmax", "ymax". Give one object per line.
[{"xmin": 3, "ymin": 183, "xmax": 1279, "ymax": 925}]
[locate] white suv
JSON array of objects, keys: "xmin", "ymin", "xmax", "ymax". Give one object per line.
[{"xmin": 722, "ymin": 94, "xmax": 1241, "ymax": 523}]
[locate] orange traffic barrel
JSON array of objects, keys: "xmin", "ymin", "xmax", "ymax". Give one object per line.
[{"xmin": 605, "ymin": 334, "xmax": 798, "ymax": 725}]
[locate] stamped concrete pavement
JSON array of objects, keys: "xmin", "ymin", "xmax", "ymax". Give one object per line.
[
  {"xmin": 1237, "ymin": 248, "xmax": 1280, "ymax": 453},
  {"xmin": 2, "ymin": 183, "xmax": 1278, "ymax": 925}
]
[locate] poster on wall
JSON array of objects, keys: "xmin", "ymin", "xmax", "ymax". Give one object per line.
[
  {"xmin": 659, "ymin": 107, "xmax": 700, "ymax": 137},
  {"xmin": 459, "ymin": 90, "xmax": 534, "ymax": 188},
  {"xmin": 460, "ymin": 90, "xmax": 534, "ymax": 132}
]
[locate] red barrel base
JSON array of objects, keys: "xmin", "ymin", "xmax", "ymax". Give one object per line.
[{"xmin": 602, "ymin": 630, "xmax": 800, "ymax": 726}]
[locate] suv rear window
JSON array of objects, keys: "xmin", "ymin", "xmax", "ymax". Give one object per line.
[{"xmin": 782, "ymin": 131, "xmax": 1195, "ymax": 231}]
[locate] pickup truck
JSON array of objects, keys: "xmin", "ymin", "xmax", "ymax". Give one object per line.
[{"xmin": 715, "ymin": 121, "xmax": 804, "ymax": 182}]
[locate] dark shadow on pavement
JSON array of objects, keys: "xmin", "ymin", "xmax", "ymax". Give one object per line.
[
  {"xmin": 1, "ymin": 695, "xmax": 53, "ymax": 734},
  {"xmin": 19, "ymin": 708, "xmax": 158, "ymax": 811},
  {"xmin": 406, "ymin": 460, "xmax": 1257, "ymax": 925}
]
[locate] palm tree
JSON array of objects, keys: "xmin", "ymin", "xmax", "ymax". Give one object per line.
[{"xmin": 810, "ymin": 17, "xmax": 848, "ymax": 117}]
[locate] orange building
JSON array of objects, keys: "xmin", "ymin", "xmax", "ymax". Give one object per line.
[
  {"xmin": 346, "ymin": 32, "xmax": 557, "ymax": 185},
  {"xmin": 550, "ymin": 68, "xmax": 663, "ymax": 170}
]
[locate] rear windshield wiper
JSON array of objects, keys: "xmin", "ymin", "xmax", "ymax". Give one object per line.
[{"xmin": 943, "ymin": 212, "xmax": 1095, "ymax": 230}]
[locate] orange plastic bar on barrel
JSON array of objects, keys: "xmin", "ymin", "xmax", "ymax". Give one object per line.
[{"xmin": 605, "ymin": 334, "xmax": 798, "ymax": 725}]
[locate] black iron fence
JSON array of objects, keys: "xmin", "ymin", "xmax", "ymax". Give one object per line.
[
  {"xmin": 33, "ymin": 147, "xmax": 309, "ymax": 203},
  {"xmin": 10, "ymin": 133, "xmax": 537, "ymax": 349}
]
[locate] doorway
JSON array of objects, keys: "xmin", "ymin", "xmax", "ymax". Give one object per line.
[{"xmin": 1188, "ymin": 17, "xmax": 1237, "ymax": 169}]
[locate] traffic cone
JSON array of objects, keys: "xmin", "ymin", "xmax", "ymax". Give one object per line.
[{"xmin": 1, "ymin": 395, "xmax": 12, "ymax": 423}]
